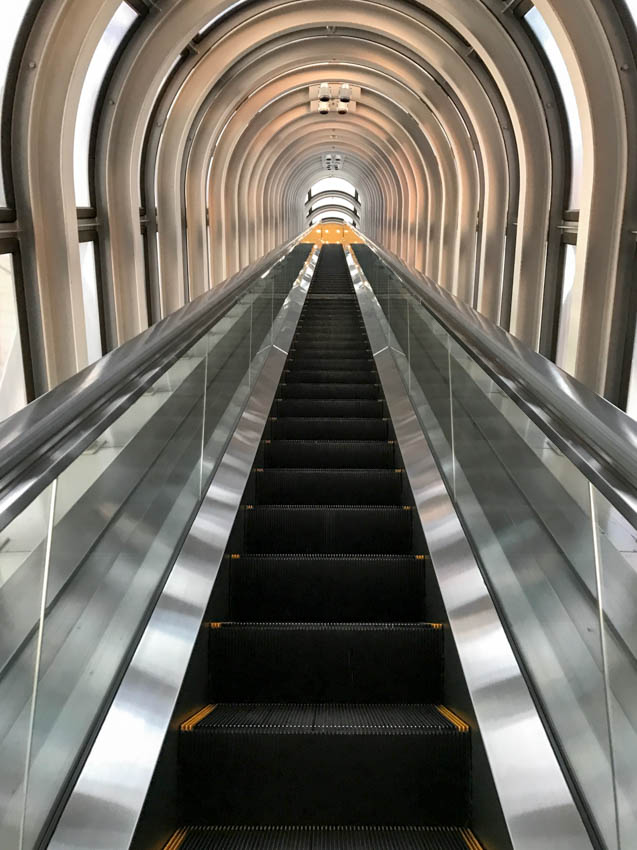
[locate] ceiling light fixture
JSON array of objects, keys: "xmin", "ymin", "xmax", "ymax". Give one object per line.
[
  {"xmin": 339, "ymin": 83, "xmax": 351, "ymax": 103},
  {"xmin": 318, "ymin": 82, "xmax": 331, "ymax": 102}
]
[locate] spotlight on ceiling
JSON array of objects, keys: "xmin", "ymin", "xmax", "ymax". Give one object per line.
[
  {"xmin": 318, "ymin": 101, "xmax": 329, "ymax": 115},
  {"xmin": 318, "ymin": 82, "xmax": 331, "ymax": 102},
  {"xmin": 337, "ymin": 101, "xmax": 348, "ymax": 115},
  {"xmin": 339, "ymin": 84, "xmax": 351, "ymax": 103}
]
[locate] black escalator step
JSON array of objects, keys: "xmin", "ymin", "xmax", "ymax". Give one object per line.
[
  {"xmin": 254, "ymin": 469, "xmax": 403, "ymax": 505},
  {"xmin": 180, "ymin": 703, "xmax": 470, "ymax": 826},
  {"xmin": 209, "ymin": 622, "xmax": 442, "ymax": 702},
  {"xmin": 295, "ymin": 333, "xmax": 363, "ymax": 342},
  {"xmin": 263, "ymin": 440, "xmax": 395, "ymax": 468},
  {"xmin": 296, "ymin": 325, "xmax": 364, "ymax": 334},
  {"xmin": 170, "ymin": 826, "xmax": 481, "ymax": 850},
  {"xmin": 243, "ymin": 505, "xmax": 413, "ymax": 553},
  {"xmin": 292, "ymin": 342, "xmax": 371, "ymax": 352},
  {"xmin": 284, "ymin": 370, "xmax": 375, "ymax": 384},
  {"xmin": 278, "ymin": 384, "xmax": 379, "ymax": 400},
  {"xmin": 298, "ymin": 316, "xmax": 362, "ymax": 323},
  {"xmin": 229, "ymin": 554, "xmax": 425, "ymax": 621},
  {"xmin": 274, "ymin": 399, "xmax": 383, "ymax": 418},
  {"xmin": 291, "ymin": 350, "xmax": 371, "ymax": 361},
  {"xmin": 269, "ymin": 417, "xmax": 390, "ymax": 440},
  {"xmin": 289, "ymin": 358, "xmax": 374, "ymax": 370}
]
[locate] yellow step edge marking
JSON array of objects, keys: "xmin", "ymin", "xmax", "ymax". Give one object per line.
[
  {"xmin": 163, "ymin": 827, "xmax": 188, "ymax": 850},
  {"xmin": 207, "ymin": 622, "xmax": 223, "ymax": 629},
  {"xmin": 230, "ymin": 553, "xmax": 241, "ymax": 560},
  {"xmin": 436, "ymin": 705, "xmax": 470, "ymax": 732},
  {"xmin": 181, "ymin": 704, "xmax": 217, "ymax": 732},
  {"xmin": 461, "ymin": 828, "xmax": 485, "ymax": 850}
]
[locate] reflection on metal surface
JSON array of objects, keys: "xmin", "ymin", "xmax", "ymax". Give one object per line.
[
  {"xmin": 362, "ymin": 239, "xmax": 637, "ymax": 530},
  {"xmin": 351, "ymin": 243, "xmax": 637, "ymax": 848},
  {"xmin": 0, "ymin": 236, "xmax": 311, "ymax": 534},
  {"xmin": 347, "ymin": 246, "xmax": 594, "ymax": 850},
  {"xmin": 47, "ymin": 246, "xmax": 318, "ymax": 850}
]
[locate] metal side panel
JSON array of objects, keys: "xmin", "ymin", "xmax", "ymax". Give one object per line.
[
  {"xmin": 345, "ymin": 246, "xmax": 594, "ymax": 850},
  {"xmin": 47, "ymin": 247, "xmax": 319, "ymax": 850}
]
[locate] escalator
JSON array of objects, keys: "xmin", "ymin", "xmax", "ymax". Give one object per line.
[{"xmin": 163, "ymin": 246, "xmax": 482, "ymax": 849}]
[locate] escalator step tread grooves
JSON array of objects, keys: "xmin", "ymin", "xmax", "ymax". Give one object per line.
[
  {"xmin": 171, "ymin": 245, "xmax": 473, "ymax": 844},
  {"xmin": 189, "ymin": 703, "xmax": 465, "ymax": 731},
  {"xmin": 172, "ymin": 825, "xmax": 480, "ymax": 850}
]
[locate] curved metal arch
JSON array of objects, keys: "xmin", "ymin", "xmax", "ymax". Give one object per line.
[
  {"xmin": 12, "ymin": 0, "xmax": 634, "ymax": 407},
  {"xmin": 531, "ymin": 0, "xmax": 636, "ymax": 399},
  {"xmin": 226, "ymin": 83, "xmax": 434, "ymax": 271},
  {"xmin": 207, "ymin": 94, "xmax": 412, "ymax": 283},
  {"xmin": 229, "ymin": 112, "xmax": 410, "ymax": 281},
  {"xmin": 179, "ymin": 60, "xmax": 432, "ymax": 282},
  {"xmin": 192, "ymin": 83, "xmax": 401, "ymax": 284},
  {"xmin": 110, "ymin": 0, "xmax": 516, "ymax": 334},
  {"xmin": 268, "ymin": 104, "xmax": 427, "ymax": 263},
  {"xmin": 309, "ymin": 205, "xmax": 360, "ymax": 223},
  {"xmin": 12, "ymin": 0, "xmax": 123, "ymax": 390},
  {"xmin": 161, "ymin": 2, "xmax": 490, "ymax": 294},
  {"xmin": 306, "ymin": 190, "xmax": 361, "ymax": 215},
  {"xmin": 184, "ymin": 32, "xmax": 496, "ymax": 298},
  {"xmin": 181, "ymin": 38, "xmax": 454, "ymax": 282},
  {"xmin": 256, "ymin": 105, "xmax": 425, "ymax": 254}
]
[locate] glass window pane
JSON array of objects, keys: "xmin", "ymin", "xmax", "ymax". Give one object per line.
[
  {"xmin": 0, "ymin": 254, "xmax": 27, "ymax": 421},
  {"xmin": 555, "ymin": 243, "xmax": 577, "ymax": 369},
  {"xmin": 0, "ymin": 1, "xmax": 31, "ymax": 206},
  {"xmin": 79, "ymin": 241, "xmax": 103, "ymax": 365},
  {"xmin": 525, "ymin": 7, "xmax": 583, "ymax": 209},
  {"xmin": 73, "ymin": 2, "xmax": 137, "ymax": 206}
]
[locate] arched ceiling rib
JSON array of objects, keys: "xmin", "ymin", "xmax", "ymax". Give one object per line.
[{"xmin": 12, "ymin": 0, "xmax": 636, "ymax": 402}]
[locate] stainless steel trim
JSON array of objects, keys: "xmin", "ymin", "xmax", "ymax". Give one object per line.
[
  {"xmin": 358, "ymin": 239, "xmax": 637, "ymax": 531},
  {"xmin": 46, "ymin": 246, "xmax": 318, "ymax": 850},
  {"xmin": 347, "ymin": 246, "xmax": 594, "ymax": 850}
]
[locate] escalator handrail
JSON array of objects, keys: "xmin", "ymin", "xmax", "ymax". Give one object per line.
[
  {"xmin": 361, "ymin": 239, "xmax": 637, "ymax": 530},
  {"xmin": 0, "ymin": 236, "xmax": 311, "ymax": 532}
]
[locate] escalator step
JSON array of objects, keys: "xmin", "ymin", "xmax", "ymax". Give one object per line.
[
  {"xmin": 288, "ymin": 358, "xmax": 374, "ymax": 370},
  {"xmin": 228, "ymin": 554, "xmax": 425, "ymax": 622},
  {"xmin": 274, "ymin": 399, "xmax": 384, "ymax": 418},
  {"xmin": 254, "ymin": 469, "xmax": 403, "ymax": 505},
  {"xmin": 292, "ymin": 341, "xmax": 370, "ymax": 351},
  {"xmin": 278, "ymin": 383, "xmax": 379, "ymax": 400},
  {"xmin": 180, "ymin": 704, "xmax": 470, "ymax": 826},
  {"xmin": 208, "ymin": 622, "xmax": 442, "ymax": 702},
  {"xmin": 169, "ymin": 825, "xmax": 482, "ymax": 849},
  {"xmin": 243, "ymin": 505, "xmax": 413, "ymax": 553},
  {"xmin": 294, "ymin": 334, "xmax": 363, "ymax": 342},
  {"xmin": 262, "ymin": 440, "xmax": 395, "ymax": 468},
  {"xmin": 269, "ymin": 417, "xmax": 390, "ymax": 440},
  {"xmin": 284, "ymin": 370, "xmax": 375, "ymax": 384}
]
